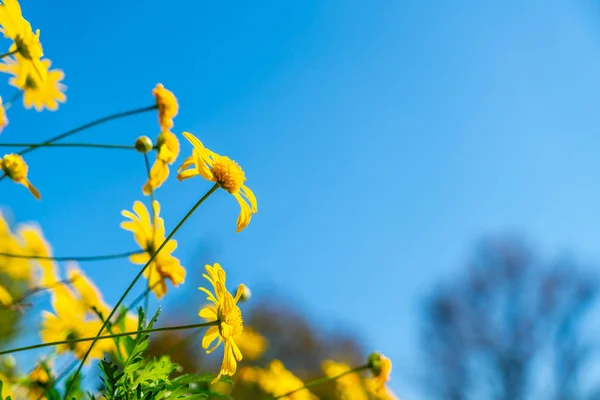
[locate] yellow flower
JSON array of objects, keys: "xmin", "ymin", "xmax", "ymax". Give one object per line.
[
  {"xmin": 17, "ymin": 224, "xmax": 59, "ymax": 286},
  {"xmin": 367, "ymin": 352, "xmax": 392, "ymax": 393},
  {"xmin": 236, "ymin": 327, "xmax": 268, "ymax": 361},
  {"xmin": 365, "ymin": 379, "xmax": 400, "ymax": 400},
  {"xmin": 152, "ymin": 83, "xmax": 178, "ymax": 131},
  {"xmin": 120, "ymin": 200, "xmax": 185, "ymax": 298},
  {"xmin": 322, "ymin": 360, "xmax": 368, "ymax": 400},
  {"xmin": 177, "ymin": 132, "xmax": 258, "ymax": 232},
  {"xmin": 0, "ymin": 153, "xmax": 40, "ymax": 199},
  {"xmin": 0, "ymin": 57, "xmax": 66, "ymax": 111},
  {"xmin": 0, "ymin": 0, "xmax": 46, "ymax": 84},
  {"xmin": 67, "ymin": 264, "xmax": 110, "ymax": 317},
  {"xmin": 257, "ymin": 360, "xmax": 316, "ymax": 400},
  {"xmin": 0, "ymin": 284, "xmax": 12, "ymax": 306},
  {"xmin": 0, "ymin": 211, "xmax": 31, "ymax": 282},
  {"xmin": 28, "ymin": 360, "xmax": 52, "ymax": 400},
  {"xmin": 0, "ymin": 97, "xmax": 8, "ymax": 134},
  {"xmin": 142, "ymin": 131, "xmax": 180, "ymax": 195},
  {"xmin": 198, "ymin": 263, "xmax": 245, "ymax": 383},
  {"xmin": 41, "ymin": 286, "xmax": 114, "ymax": 362}
]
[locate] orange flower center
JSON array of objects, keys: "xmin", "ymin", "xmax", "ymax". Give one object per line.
[{"xmin": 211, "ymin": 156, "xmax": 246, "ymax": 194}]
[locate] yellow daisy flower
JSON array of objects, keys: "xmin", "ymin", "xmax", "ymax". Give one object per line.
[
  {"xmin": 0, "ymin": 57, "xmax": 66, "ymax": 111},
  {"xmin": 40, "ymin": 286, "xmax": 114, "ymax": 362},
  {"xmin": 365, "ymin": 380, "xmax": 400, "ymax": 400},
  {"xmin": 177, "ymin": 132, "xmax": 258, "ymax": 232},
  {"xmin": 236, "ymin": 327, "xmax": 268, "ymax": 361},
  {"xmin": 0, "ymin": 0, "xmax": 46, "ymax": 84},
  {"xmin": 28, "ymin": 359, "xmax": 52, "ymax": 400},
  {"xmin": 142, "ymin": 131, "xmax": 180, "ymax": 195},
  {"xmin": 17, "ymin": 224, "xmax": 59, "ymax": 286},
  {"xmin": 198, "ymin": 263, "xmax": 245, "ymax": 383},
  {"xmin": 257, "ymin": 360, "xmax": 317, "ymax": 400},
  {"xmin": 0, "ymin": 153, "xmax": 40, "ymax": 199},
  {"xmin": 152, "ymin": 83, "xmax": 178, "ymax": 131},
  {"xmin": 67, "ymin": 264, "xmax": 110, "ymax": 317},
  {"xmin": 368, "ymin": 352, "xmax": 392, "ymax": 393},
  {"xmin": 322, "ymin": 360, "xmax": 368, "ymax": 400},
  {"xmin": 120, "ymin": 200, "xmax": 185, "ymax": 298}
]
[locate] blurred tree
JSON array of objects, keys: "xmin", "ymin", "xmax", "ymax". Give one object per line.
[{"xmin": 420, "ymin": 237, "xmax": 599, "ymax": 400}]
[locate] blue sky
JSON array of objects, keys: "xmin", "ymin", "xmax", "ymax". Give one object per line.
[{"xmin": 3, "ymin": 0, "xmax": 600, "ymax": 397}]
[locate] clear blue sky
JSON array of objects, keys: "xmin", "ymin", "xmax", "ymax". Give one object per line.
[{"xmin": 3, "ymin": 0, "xmax": 600, "ymax": 397}]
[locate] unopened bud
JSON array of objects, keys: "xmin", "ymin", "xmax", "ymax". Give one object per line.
[
  {"xmin": 2, "ymin": 355, "xmax": 15, "ymax": 369},
  {"xmin": 238, "ymin": 284, "xmax": 251, "ymax": 303},
  {"xmin": 134, "ymin": 136, "xmax": 153, "ymax": 153}
]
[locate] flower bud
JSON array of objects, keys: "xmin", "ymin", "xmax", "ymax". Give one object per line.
[
  {"xmin": 238, "ymin": 284, "xmax": 252, "ymax": 303},
  {"xmin": 134, "ymin": 136, "xmax": 153, "ymax": 153}
]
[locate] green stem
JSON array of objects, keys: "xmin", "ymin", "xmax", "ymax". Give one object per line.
[
  {"xmin": 0, "ymin": 49, "xmax": 17, "ymax": 59},
  {"xmin": 0, "ymin": 249, "xmax": 145, "ymax": 262},
  {"xmin": 2, "ymin": 90, "xmax": 22, "ymax": 110},
  {"xmin": 65, "ymin": 183, "xmax": 221, "ymax": 398},
  {"xmin": 0, "ymin": 143, "xmax": 137, "ymax": 150},
  {"xmin": 4, "ymin": 278, "xmax": 73, "ymax": 309},
  {"xmin": 271, "ymin": 365, "xmax": 370, "ymax": 399},
  {"xmin": 143, "ymin": 152, "xmax": 155, "ymax": 322},
  {"xmin": 18, "ymin": 104, "xmax": 157, "ymax": 156},
  {"xmin": 0, "ymin": 321, "xmax": 219, "ymax": 356}
]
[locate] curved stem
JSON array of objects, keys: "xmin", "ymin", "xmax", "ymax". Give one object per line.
[
  {"xmin": 65, "ymin": 183, "xmax": 221, "ymax": 398},
  {"xmin": 3, "ymin": 278, "xmax": 73, "ymax": 309},
  {"xmin": 18, "ymin": 104, "xmax": 157, "ymax": 156},
  {"xmin": 0, "ymin": 49, "xmax": 17, "ymax": 59},
  {"xmin": 0, "ymin": 143, "xmax": 137, "ymax": 150},
  {"xmin": 0, "ymin": 249, "xmax": 145, "ymax": 262},
  {"xmin": 0, "ymin": 321, "xmax": 219, "ymax": 356},
  {"xmin": 271, "ymin": 365, "xmax": 370, "ymax": 399},
  {"xmin": 143, "ymin": 152, "xmax": 155, "ymax": 321}
]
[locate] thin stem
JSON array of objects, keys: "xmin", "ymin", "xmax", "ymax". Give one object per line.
[
  {"xmin": 65, "ymin": 183, "xmax": 221, "ymax": 398},
  {"xmin": 4, "ymin": 278, "xmax": 73, "ymax": 309},
  {"xmin": 0, "ymin": 249, "xmax": 145, "ymax": 262},
  {"xmin": 0, "ymin": 49, "xmax": 17, "ymax": 59},
  {"xmin": 143, "ymin": 152, "xmax": 155, "ymax": 321},
  {"xmin": 114, "ymin": 281, "xmax": 163, "ymax": 325},
  {"xmin": 271, "ymin": 365, "xmax": 370, "ymax": 399},
  {"xmin": 2, "ymin": 90, "xmax": 22, "ymax": 110},
  {"xmin": 0, "ymin": 143, "xmax": 137, "ymax": 150},
  {"xmin": 0, "ymin": 321, "xmax": 219, "ymax": 356},
  {"xmin": 18, "ymin": 104, "xmax": 157, "ymax": 156}
]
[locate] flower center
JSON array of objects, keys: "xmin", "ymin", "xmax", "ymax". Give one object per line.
[
  {"xmin": 1, "ymin": 154, "xmax": 27, "ymax": 180},
  {"xmin": 14, "ymin": 30, "xmax": 43, "ymax": 60},
  {"xmin": 217, "ymin": 304, "xmax": 244, "ymax": 339},
  {"xmin": 211, "ymin": 156, "xmax": 245, "ymax": 194}
]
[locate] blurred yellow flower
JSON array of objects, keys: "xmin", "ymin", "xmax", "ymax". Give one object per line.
[
  {"xmin": 257, "ymin": 360, "xmax": 316, "ymax": 400},
  {"xmin": 368, "ymin": 352, "xmax": 392, "ymax": 394},
  {"xmin": 236, "ymin": 327, "xmax": 268, "ymax": 361},
  {"xmin": 198, "ymin": 263, "xmax": 245, "ymax": 383},
  {"xmin": 0, "ymin": 97, "xmax": 7, "ymax": 133},
  {"xmin": 365, "ymin": 379, "xmax": 400, "ymax": 400},
  {"xmin": 0, "ymin": 0, "xmax": 46, "ymax": 84},
  {"xmin": 177, "ymin": 132, "xmax": 257, "ymax": 232},
  {"xmin": 67, "ymin": 264, "xmax": 110, "ymax": 317},
  {"xmin": 17, "ymin": 224, "xmax": 59, "ymax": 286},
  {"xmin": 0, "ymin": 153, "xmax": 40, "ymax": 199},
  {"xmin": 142, "ymin": 131, "xmax": 180, "ymax": 195},
  {"xmin": 0, "ymin": 57, "xmax": 66, "ymax": 111},
  {"xmin": 28, "ymin": 360, "xmax": 51, "ymax": 400},
  {"xmin": 120, "ymin": 200, "xmax": 185, "ymax": 298},
  {"xmin": 152, "ymin": 83, "xmax": 178, "ymax": 131},
  {"xmin": 41, "ymin": 286, "xmax": 114, "ymax": 362},
  {"xmin": 0, "ymin": 212, "xmax": 31, "ymax": 282},
  {"xmin": 0, "ymin": 284, "xmax": 12, "ymax": 306},
  {"xmin": 322, "ymin": 360, "xmax": 367, "ymax": 400}
]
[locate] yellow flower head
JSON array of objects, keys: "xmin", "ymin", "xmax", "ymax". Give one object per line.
[
  {"xmin": 67, "ymin": 264, "xmax": 110, "ymax": 317},
  {"xmin": 367, "ymin": 352, "xmax": 392, "ymax": 393},
  {"xmin": 177, "ymin": 132, "xmax": 258, "ymax": 232},
  {"xmin": 322, "ymin": 360, "xmax": 368, "ymax": 400},
  {"xmin": 0, "ymin": 284, "xmax": 12, "ymax": 307},
  {"xmin": 0, "ymin": 153, "xmax": 40, "ymax": 199},
  {"xmin": 28, "ymin": 359, "xmax": 52, "ymax": 400},
  {"xmin": 142, "ymin": 131, "xmax": 180, "ymax": 195},
  {"xmin": 152, "ymin": 83, "xmax": 178, "ymax": 131},
  {"xmin": 0, "ymin": 97, "xmax": 8, "ymax": 134},
  {"xmin": 198, "ymin": 263, "xmax": 245, "ymax": 383},
  {"xmin": 0, "ymin": 212, "xmax": 31, "ymax": 282},
  {"xmin": 0, "ymin": 57, "xmax": 66, "ymax": 111},
  {"xmin": 258, "ymin": 360, "xmax": 317, "ymax": 400},
  {"xmin": 17, "ymin": 224, "xmax": 59, "ymax": 286},
  {"xmin": 236, "ymin": 326, "xmax": 268, "ymax": 361},
  {"xmin": 41, "ymin": 286, "xmax": 114, "ymax": 362},
  {"xmin": 120, "ymin": 200, "xmax": 185, "ymax": 298}
]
